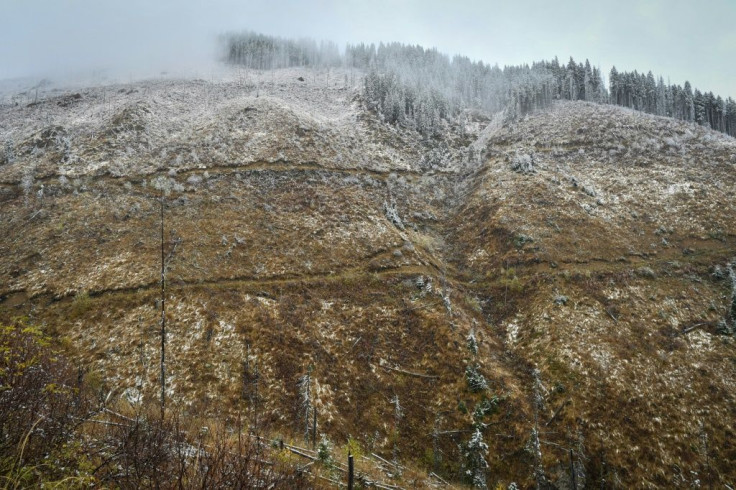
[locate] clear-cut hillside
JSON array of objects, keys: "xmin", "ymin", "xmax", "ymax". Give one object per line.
[
  {"xmin": 446, "ymin": 102, "xmax": 736, "ymax": 486},
  {"xmin": 1, "ymin": 70, "xmax": 734, "ymax": 488}
]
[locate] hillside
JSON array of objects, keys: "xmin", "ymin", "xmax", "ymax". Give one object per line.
[{"xmin": 1, "ymin": 68, "xmax": 735, "ymax": 488}]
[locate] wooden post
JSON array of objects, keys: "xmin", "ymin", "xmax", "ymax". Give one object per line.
[
  {"xmin": 432, "ymin": 428, "xmax": 439, "ymax": 474},
  {"xmin": 312, "ymin": 407, "xmax": 317, "ymax": 450},
  {"xmin": 243, "ymin": 343, "xmax": 250, "ymax": 401},
  {"xmin": 302, "ymin": 367, "xmax": 312, "ymax": 444},
  {"xmin": 347, "ymin": 452, "xmax": 354, "ymax": 490},
  {"xmin": 253, "ymin": 358, "xmax": 259, "ymax": 433},
  {"xmin": 569, "ymin": 448, "xmax": 577, "ymax": 490},
  {"xmin": 76, "ymin": 365, "xmax": 84, "ymax": 407},
  {"xmin": 600, "ymin": 449, "xmax": 606, "ymax": 490}
]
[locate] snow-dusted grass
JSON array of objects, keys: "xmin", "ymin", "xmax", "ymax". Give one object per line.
[{"xmin": 1, "ymin": 74, "xmax": 735, "ymax": 487}]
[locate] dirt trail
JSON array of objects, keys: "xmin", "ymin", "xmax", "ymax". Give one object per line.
[
  {"xmin": 0, "ymin": 159, "xmax": 435, "ymax": 189},
  {"xmin": 1, "ymin": 262, "xmax": 435, "ymax": 306}
]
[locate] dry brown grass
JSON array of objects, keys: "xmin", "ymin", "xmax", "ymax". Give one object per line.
[{"xmin": 1, "ymin": 82, "xmax": 735, "ymax": 487}]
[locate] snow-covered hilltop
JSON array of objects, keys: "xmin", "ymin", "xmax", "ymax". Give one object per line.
[
  {"xmin": 222, "ymin": 32, "xmax": 736, "ymax": 138},
  {"xmin": 1, "ymin": 39, "xmax": 735, "ymax": 488}
]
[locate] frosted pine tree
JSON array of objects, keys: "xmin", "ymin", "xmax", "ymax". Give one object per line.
[
  {"xmin": 463, "ymin": 427, "xmax": 489, "ymax": 489},
  {"xmin": 465, "ymin": 364, "xmax": 488, "ymax": 392},
  {"xmin": 467, "ymin": 329, "xmax": 478, "ymax": 356},
  {"xmin": 3, "ymin": 140, "xmax": 14, "ymax": 165},
  {"xmin": 317, "ymin": 434, "xmax": 333, "ymax": 467}
]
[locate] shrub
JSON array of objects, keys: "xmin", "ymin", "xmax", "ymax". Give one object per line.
[
  {"xmin": 582, "ymin": 184, "xmax": 597, "ymax": 198},
  {"xmin": 467, "ymin": 330, "xmax": 478, "ymax": 355},
  {"xmin": 636, "ymin": 266, "xmax": 656, "ymax": 279},
  {"xmin": 513, "ymin": 234, "xmax": 534, "ymax": 249},
  {"xmin": 0, "ymin": 323, "xmax": 309, "ymax": 487},
  {"xmin": 70, "ymin": 290, "xmax": 92, "ymax": 318},
  {"xmin": 383, "ymin": 200, "xmax": 405, "ymax": 230},
  {"xmin": 472, "ymin": 396, "xmax": 499, "ymax": 423},
  {"xmin": 553, "ymin": 295, "xmax": 569, "ymax": 306},
  {"xmin": 0, "ymin": 323, "xmax": 89, "ymax": 485},
  {"xmin": 2, "ymin": 140, "xmax": 14, "ymax": 165},
  {"xmin": 465, "ymin": 364, "xmax": 488, "ymax": 393},
  {"xmin": 317, "ymin": 435, "xmax": 334, "ymax": 466},
  {"xmin": 510, "ymin": 153, "xmax": 535, "ymax": 174}
]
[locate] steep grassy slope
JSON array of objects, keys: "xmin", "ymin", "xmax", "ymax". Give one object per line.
[
  {"xmin": 445, "ymin": 103, "xmax": 736, "ymax": 486},
  {"xmin": 1, "ymin": 70, "xmax": 734, "ymax": 488}
]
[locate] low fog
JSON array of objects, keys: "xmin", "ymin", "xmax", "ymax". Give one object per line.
[{"xmin": 0, "ymin": 0, "xmax": 734, "ymax": 99}]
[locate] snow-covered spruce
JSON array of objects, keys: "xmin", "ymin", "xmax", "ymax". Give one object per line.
[
  {"xmin": 465, "ymin": 364, "xmax": 488, "ymax": 392},
  {"xmin": 2, "ymin": 139, "xmax": 14, "ymax": 165},
  {"xmin": 510, "ymin": 152, "xmax": 535, "ymax": 174},
  {"xmin": 467, "ymin": 329, "xmax": 478, "ymax": 356},
  {"xmin": 383, "ymin": 200, "xmax": 405, "ymax": 230},
  {"xmin": 462, "ymin": 427, "xmax": 489, "ymax": 489}
]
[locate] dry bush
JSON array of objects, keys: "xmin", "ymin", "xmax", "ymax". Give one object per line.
[
  {"xmin": 97, "ymin": 413, "xmax": 307, "ymax": 489},
  {"xmin": 0, "ymin": 322, "xmax": 311, "ymax": 488},
  {"xmin": 0, "ymin": 322, "xmax": 92, "ymax": 487}
]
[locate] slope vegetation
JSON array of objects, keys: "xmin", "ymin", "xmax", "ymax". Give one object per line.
[{"xmin": 1, "ymin": 69, "xmax": 734, "ymax": 488}]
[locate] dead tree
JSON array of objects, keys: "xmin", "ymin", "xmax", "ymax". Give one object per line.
[
  {"xmin": 391, "ymin": 394, "xmax": 403, "ymax": 471},
  {"xmin": 159, "ymin": 191, "xmax": 166, "ymax": 420},
  {"xmin": 531, "ymin": 368, "xmax": 546, "ymax": 489},
  {"xmin": 699, "ymin": 422, "xmax": 713, "ymax": 490},
  {"xmin": 298, "ymin": 366, "xmax": 314, "ymax": 444},
  {"xmin": 157, "ymin": 187, "xmax": 181, "ymax": 421},
  {"xmin": 242, "ymin": 343, "xmax": 261, "ymax": 431}
]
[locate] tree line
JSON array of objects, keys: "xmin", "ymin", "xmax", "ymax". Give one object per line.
[
  {"xmin": 221, "ymin": 31, "xmax": 736, "ymax": 139},
  {"xmin": 222, "ymin": 31, "xmax": 342, "ymax": 70},
  {"xmin": 609, "ymin": 67, "xmax": 736, "ymax": 136}
]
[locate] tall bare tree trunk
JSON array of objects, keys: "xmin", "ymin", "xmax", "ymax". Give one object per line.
[{"xmin": 160, "ymin": 192, "xmax": 166, "ymax": 421}]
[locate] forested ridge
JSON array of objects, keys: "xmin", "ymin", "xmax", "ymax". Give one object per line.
[{"xmin": 223, "ymin": 31, "xmax": 736, "ymax": 138}]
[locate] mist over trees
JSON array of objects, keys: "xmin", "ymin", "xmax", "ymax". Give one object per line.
[
  {"xmin": 609, "ymin": 68, "xmax": 736, "ymax": 137},
  {"xmin": 351, "ymin": 43, "xmax": 558, "ymax": 135},
  {"xmin": 223, "ymin": 32, "xmax": 343, "ymax": 70},
  {"xmin": 224, "ymin": 31, "xmax": 735, "ymax": 138}
]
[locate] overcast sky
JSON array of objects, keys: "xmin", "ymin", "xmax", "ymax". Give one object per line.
[{"xmin": 1, "ymin": 0, "xmax": 733, "ymax": 98}]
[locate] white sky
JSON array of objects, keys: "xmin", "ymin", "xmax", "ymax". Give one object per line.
[{"xmin": 0, "ymin": 0, "xmax": 734, "ymax": 98}]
